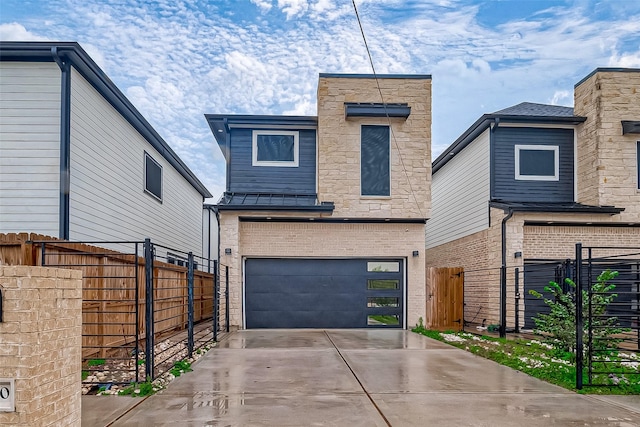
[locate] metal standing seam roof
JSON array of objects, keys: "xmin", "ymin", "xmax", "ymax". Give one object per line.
[
  {"xmin": 489, "ymin": 201, "xmax": 624, "ymax": 215},
  {"xmin": 217, "ymin": 192, "xmax": 335, "ymax": 212}
]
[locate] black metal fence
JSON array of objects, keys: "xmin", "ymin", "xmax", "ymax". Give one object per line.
[
  {"xmin": 575, "ymin": 244, "xmax": 640, "ymax": 389},
  {"xmin": 462, "ymin": 246, "xmax": 640, "ymax": 390},
  {"xmin": 34, "ymin": 238, "xmax": 220, "ymax": 387}
]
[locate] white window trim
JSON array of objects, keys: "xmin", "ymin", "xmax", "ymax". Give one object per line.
[
  {"xmin": 514, "ymin": 144, "xmax": 559, "ymax": 181},
  {"xmin": 144, "ymin": 151, "xmax": 163, "ymax": 203},
  {"xmin": 252, "ymin": 130, "xmax": 299, "ymax": 167}
]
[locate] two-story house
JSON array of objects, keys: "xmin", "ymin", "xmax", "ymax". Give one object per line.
[
  {"xmin": 206, "ymin": 73, "xmax": 431, "ymax": 329},
  {"xmin": 426, "ymin": 68, "xmax": 640, "ymax": 329},
  {"xmin": 0, "ymin": 41, "xmax": 212, "ymax": 257}
]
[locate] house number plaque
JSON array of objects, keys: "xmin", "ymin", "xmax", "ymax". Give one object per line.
[{"xmin": 0, "ymin": 378, "xmax": 15, "ymax": 412}]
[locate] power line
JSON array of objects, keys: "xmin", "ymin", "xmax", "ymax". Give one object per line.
[{"xmin": 351, "ymin": 0, "xmax": 426, "ymax": 219}]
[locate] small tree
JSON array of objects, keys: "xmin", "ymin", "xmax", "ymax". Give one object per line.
[{"xmin": 529, "ymin": 269, "xmax": 626, "ymax": 361}]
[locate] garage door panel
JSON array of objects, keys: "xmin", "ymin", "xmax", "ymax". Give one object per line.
[
  {"xmin": 248, "ymin": 310, "xmax": 365, "ymax": 329},
  {"xmin": 245, "ymin": 258, "xmax": 403, "ymax": 329}
]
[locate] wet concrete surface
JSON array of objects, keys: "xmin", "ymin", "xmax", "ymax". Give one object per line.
[{"xmin": 89, "ymin": 329, "xmax": 640, "ymax": 426}]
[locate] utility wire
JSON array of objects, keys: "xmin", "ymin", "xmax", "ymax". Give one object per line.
[{"xmin": 351, "ymin": 0, "xmax": 426, "ymax": 219}]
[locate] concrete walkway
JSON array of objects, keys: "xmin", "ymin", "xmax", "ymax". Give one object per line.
[{"xmin": 84, "ymin": 330, "xmax": 640, "ymax": 426}]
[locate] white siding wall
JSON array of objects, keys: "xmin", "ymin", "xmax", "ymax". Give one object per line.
[
  {"xmin": 0, "ymin": 62, "xmax": 61, "ymax": 235},
  {"xmin": 426, "ymin": 129, "xmax": 490, "ymax": 248},
  {"xmin": 68, "ymin": 68, "xmax": 204, "ymax": 255}
]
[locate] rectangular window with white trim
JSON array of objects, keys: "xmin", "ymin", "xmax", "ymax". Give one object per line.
[
  {"xmin": 252, "ymin": 130, "xmax": 299, "ymax": 167},
  {"xmin": 144, "ymin": 151, "xmax": 163, "ymax": 202},
  {"xmin": 514, "ymin": 145, "xmax": 559, "ymax": 181}
]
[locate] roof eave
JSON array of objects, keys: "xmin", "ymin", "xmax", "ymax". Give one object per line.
[
  {"xmin": 433, "ymin": 114, "xmax": 587, "ymax": 174},
  {"xmin": 0, "ymin": 41, "xmax": 212, "ymax": 198},
  {"xmin": 216, "ymin": 204, "xmax": 335, "ymax": 213},
  {"xmin": 489, "ymin": 201, "xmax": 624, "ymax": 215}
]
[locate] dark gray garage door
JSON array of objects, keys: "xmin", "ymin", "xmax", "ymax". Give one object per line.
[{"xmin": 245, "ymin": 258, "xmax": 404, "ymax": 328}]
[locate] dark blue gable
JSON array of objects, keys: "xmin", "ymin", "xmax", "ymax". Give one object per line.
[
  {"xmin": 491, "ymin": 127, "xmax": 574, "ymax": 202},
  {"xmin": 228, "ymin": 128, "xmax": 316, "ymax": 195}
]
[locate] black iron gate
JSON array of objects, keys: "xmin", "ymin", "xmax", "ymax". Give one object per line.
[{"xmin": 575, "ymin": 244, "xmax": 640, "ymax": 389}]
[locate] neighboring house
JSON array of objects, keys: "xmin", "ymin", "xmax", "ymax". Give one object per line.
[
  {"xmin": 206, "ymin": 73, "xmax": 431, "ymax": 329},
  {"xmin": 0, "ymin": 41, "xmax": 212, "ymax": 256},
  {"xmin": 426, "ymin": 68, "xmax": 640, "ymax": 329}
]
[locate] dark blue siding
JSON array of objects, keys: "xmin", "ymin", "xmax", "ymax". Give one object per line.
[
  {"xmin": 228, "ymin": 128, "xmax": 316, "ymax": 194},
  {"xmin": 491, "ymin": 127, "xmax": 574, "ymax": 202}
]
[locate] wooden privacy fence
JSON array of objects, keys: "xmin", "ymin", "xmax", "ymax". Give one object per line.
[
  {"xmin": 0, "ymin": 233, "xmax": 215, "ymax": 360},
  {"xmin": 426, "ymin": 267, "xmax": 464, "ymax": 331}
]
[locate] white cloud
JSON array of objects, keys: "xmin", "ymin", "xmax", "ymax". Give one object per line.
[
  {"xmin": 549, "ymin": 90, "xmax": 572, "ymax": 106},
  {"xmin": 608, "ymin": 50, "xmax": 640, "ymax": 68},
  {"xmin": 277, "ymin": 0, "xmax": 309, "ymax": 19},
  {"xmin": 0, "ymin": 22, "xmax": 48, "ymax": 41},
  {"xmin": 250, "ymin": 0, "xmax": 273, "ymax": 12}
]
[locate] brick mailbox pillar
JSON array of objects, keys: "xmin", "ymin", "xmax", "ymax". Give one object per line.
[{"xmin": 0, "ymin": 266, "xmax": 82, "ymax": 426}]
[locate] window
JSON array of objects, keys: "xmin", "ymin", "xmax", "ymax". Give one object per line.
[
  {"xmin": 367, "ymin": 261, "xmax": 400, "ymax": 272},
  {"xmin": 144, "ymin": 152, "xmax": 162, "ymax": 202},
  {"xmin": 514, "ymin": 145, "xmax": 559, "ymax": 181},
  {"xmin": 361, "ymin": 125, "xmax": 390, "ymax": 196},
  {"xmin": 252, "ymin": 130, "xmax": 299, "ymax": 167},
  {"xmin": 367, "ymin": 279, "xmax": 400, "ymax": 290},
  {"xmin": 637, "ymin": 141, "xmax": 640, "ymax": 190}
]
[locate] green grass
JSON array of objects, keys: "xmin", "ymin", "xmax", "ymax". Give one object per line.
[
  {"xmin": 369, "ymin": 315, "xmax": 399, "ymax": 325},
  {"xmin": 412, "ymin": 325, "xmax": 640, "ymax": 395},
  {"xmin": 81, "ymin": 371, "xmax": 89, "ymax": 381},
  {"xmin": 87, "ymin": 359, "xmax": 106, "ymax": 367},
  {"xmin": 169, "ymin": 360, "xmax": 193, "ymax": 377},
  {"xmin": 118, "ymin": 379, "xmax": 157, "ymax": 397}
]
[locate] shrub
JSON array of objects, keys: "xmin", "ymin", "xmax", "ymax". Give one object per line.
[{"xmin": 529, "ymin": 269, "xmax": 627, "ymax": 361}]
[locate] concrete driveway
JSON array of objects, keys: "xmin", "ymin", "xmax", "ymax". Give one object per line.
[{"xmin": 89, "ymin": 329, "xmax": 640, "ymax": 426}]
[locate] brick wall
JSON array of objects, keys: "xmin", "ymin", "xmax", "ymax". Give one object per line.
[
  {"xmin": 0, "ymin": 266, "xmax": 82, "ymax": 427},
  {"xmin": 219, "ymin": 213, "xmax": 426, "ymax": 328},
  {"xmin": 574, "ymin": 70, "xmax": 640, "ymax": 221},
  {"xmin": 523, "ymin": 224, "xmax": 640, "ymax": 258},
  {"xmin": 425, "ymin": 228, "xmax": 500, "ymax": 325},
  {"xmin": 316, "ymin": 76, "xmax": 431, "ymax": 219}
]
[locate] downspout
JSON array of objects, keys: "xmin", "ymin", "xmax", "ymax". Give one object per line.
[
  {"xmin": 499, "ymin": 208, "xmax": 514, "ymax": 338},
  {"xmin": 52, "ymin": 47, "xmax": 71, "ymax": 240}
]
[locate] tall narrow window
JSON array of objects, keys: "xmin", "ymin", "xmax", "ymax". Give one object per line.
[
  {"xmin": 361, "ymin": 125, "xmax": 390, "ymax": 196},
  {"xmin": 144, "ymin": 152, "xmax": 162, "ymax": 202},
  {"xmin": 637, "ymin": 141, "xmax": 640, "ymax": 190}
]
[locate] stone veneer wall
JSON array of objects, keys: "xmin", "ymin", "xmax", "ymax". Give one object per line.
[
  {"xmin": 316, "ymin": 76, "xmax": 431, "ymax": 219},
  {"xmin": 219, "ymin": 213, "xmax": 426, "ymax": 328},
  {"xmin": 0, "ymin": 266, "xmax": 82, "ymax": 427},
  {"xmin": 574, "ymin": 70, "xmax": 640, "ymax": 221}
]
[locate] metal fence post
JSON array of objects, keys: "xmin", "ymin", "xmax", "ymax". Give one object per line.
[
  {"xmin": 144, "ymin": 238, "xmax": 155, "ymax": 380},
  {"xmin": 225, "ymin": 265, "xmax": 230, "ymax": 333},
  {"xmin": 514, "ymin": 267, "xmax": 520, "ymax": 334},
  {"xmin": 213, "ymin": 260, "xmax": 219, "ymax": 342},
  {"xmin": 40, "ymin": 242, "xmax": 46, "ymax": 266},
  {"xmin": 575, "ymin": 243, "xmax": 583, "ymax": 390},
  {"xmin": 499, "ymin": 266, "xmax": 507, "ymax": 338},
  {"xmin": 135, "ymin": 242, "xmax": 140, "ymax": 383},
  {"xmin": 187, "ymin": 252, "xmax": 195, "ymax": 358}
]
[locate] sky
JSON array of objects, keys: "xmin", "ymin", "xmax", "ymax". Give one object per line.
[{"xmin": 1, "ymin": 0, "xmax": 640, "ymax": 201}]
